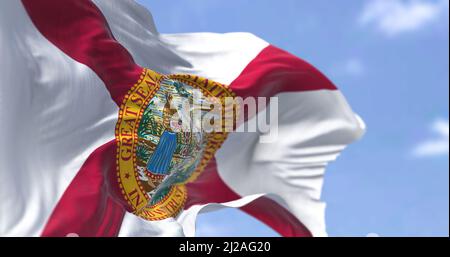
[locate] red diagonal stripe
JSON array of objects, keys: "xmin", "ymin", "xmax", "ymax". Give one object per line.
[
  {"xmin": 41, "ymin": 140, "xmax": 124, "ymax": 237},
  {"xmin": 185, "ymin": 158, "xmax": 312, "ymax": 237},
  {"xmin": 229, "ymin": 45, "xmax": 337, "ymax": 99},
  {"xmin": 21, "ymin": 0, "xmax": 143, "ymax": 106}
]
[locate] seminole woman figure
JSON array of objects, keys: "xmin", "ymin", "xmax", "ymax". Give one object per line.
[{"xmin": 145, "ymin": 93, "xmax": 178, "ymax": 188}]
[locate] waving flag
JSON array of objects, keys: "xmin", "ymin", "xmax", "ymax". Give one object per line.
[{"xmin": 0, "ymin": 0, "xmax": 365, "ymax": 237}]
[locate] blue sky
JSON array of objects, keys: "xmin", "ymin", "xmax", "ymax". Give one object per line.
[{"xmin": 138, "ymin": 0, "xmax": 449, "ymax": 236}]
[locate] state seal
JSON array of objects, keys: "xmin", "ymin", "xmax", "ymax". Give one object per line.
[{"xmin": 115, "ymin": 69, "xmax": 237, "ymax": 220}]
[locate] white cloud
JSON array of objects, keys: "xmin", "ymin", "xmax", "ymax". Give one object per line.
[
  {"xmin": 359, "ymin": 0, "xmax": 449, "ymax": 36},
  {"xmin": 413, "ymin": 119, "xmax": 449, "ymax": 157}
]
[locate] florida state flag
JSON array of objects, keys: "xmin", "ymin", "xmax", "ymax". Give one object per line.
[{"xmin": 0, "ymin": 0, "xmax": 365, "ymax": 237}]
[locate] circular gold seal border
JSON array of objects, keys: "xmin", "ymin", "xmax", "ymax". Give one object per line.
[{"xmin": 116, "ymin": 68, "xmax": 238, "ymax": 221}]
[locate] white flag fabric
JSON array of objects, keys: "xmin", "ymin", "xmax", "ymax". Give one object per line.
[{"xmin": 0, "ymin": 0, "xmax": 365, "ymax": 237}]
